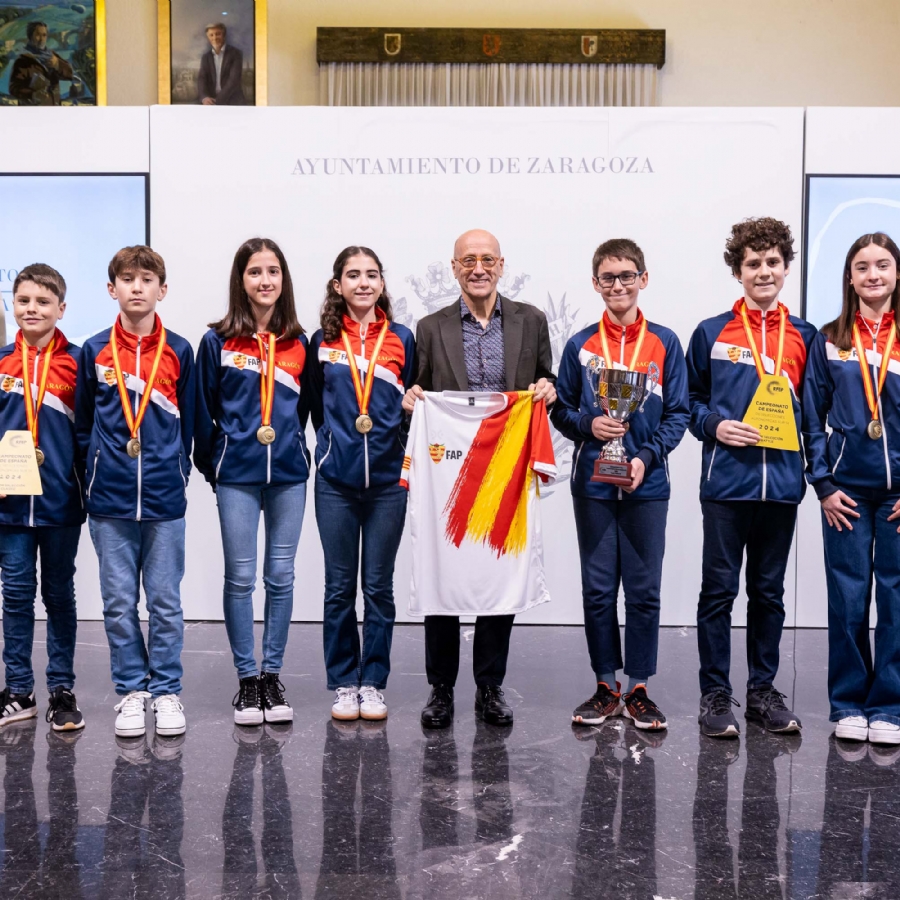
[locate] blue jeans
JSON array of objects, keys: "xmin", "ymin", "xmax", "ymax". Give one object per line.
[
  {"xmin": 0, "ymin": 525, "xmax": 81, "ymax": 694},
  {"xmin": 216, "ymin": 482, "xmax": 306, "ymax": 678},
  {"xmin": 315, "ymin": 475, "xmax": 407, "ymax": 690},
  {"xmin": 697, "ymin": 500, "xmax": 797, "ymax": 696},
  {"xmin": 822, "ymin": 488, "xmax": 900, "ymax": 725},
  {"xmin": 89, "ymin": 516, "xmax": 185, "ymax": 697},
  {"xmin": 572, "ymin": 496, "xmax": 668, "ymax": 681}
]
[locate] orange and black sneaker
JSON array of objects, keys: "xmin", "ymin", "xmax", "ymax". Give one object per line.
[
  {"xmin": 572, "ymin": 681, "xmax": 622, "ymax": 726},
  {"xmin": 622, "ymin": 684, "xmax": 667, "ymax": 731}
]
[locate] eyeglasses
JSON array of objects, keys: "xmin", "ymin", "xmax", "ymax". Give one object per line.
[
  {"xmin": 453, "ymin": 255, "xmax": 500, "ymax": 271},
  {"xmin": 595, "ymin": 271, "xmax": 644, "ymax": 288}
]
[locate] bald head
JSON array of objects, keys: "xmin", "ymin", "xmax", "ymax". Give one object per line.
[
  {"xmin": 454, "ymin": 229, "xmax": 501, "ymax": 259},
  {"xmin": 451, "ymin": 229, "xmax": 505, "ymax": 310}
]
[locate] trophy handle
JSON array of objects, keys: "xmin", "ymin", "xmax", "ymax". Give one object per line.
[
  {"xmin": 586, "ymin": 355, "xmax": 605, "ymax": 408},
  {"xmin": 639, "ymin": 361, "xmax": 660, "ymax": 413}
]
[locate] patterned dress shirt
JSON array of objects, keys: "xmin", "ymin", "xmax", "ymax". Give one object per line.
[{"xmin": 459, "ymin": 296, "xmax": 506, "ymax": 392}]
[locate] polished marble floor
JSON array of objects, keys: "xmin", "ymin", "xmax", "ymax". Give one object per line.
[{"xmin": 0, "ymin": 623, "xmax": 893, "ymax": 899}]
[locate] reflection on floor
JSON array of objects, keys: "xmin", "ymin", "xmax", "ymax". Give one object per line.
[{"xmin": 0, "ymin": 623, "xmax": 893, "ymax": 899}]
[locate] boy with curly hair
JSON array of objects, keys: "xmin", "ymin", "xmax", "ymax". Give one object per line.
[{"xmin": 686, "ymin": 218, "xmax": 817, "ymax": 738}]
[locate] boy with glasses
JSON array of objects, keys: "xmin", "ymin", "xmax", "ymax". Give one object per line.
[
  {"xmin": 686, "ymin": 218, "xmax": 816, "ymax": 737},
  {"xmin": 552, "ymin": 238, "xmax": 689, "ymax": 730}
]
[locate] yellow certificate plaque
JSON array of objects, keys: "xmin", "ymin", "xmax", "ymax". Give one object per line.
[
  {"xmin": 0, "ymin": 431, "xmax": 43, "ymax": 495},
  {"xmin": 742, "ymin": 376, "xmax": 799, "ymax": 451}
]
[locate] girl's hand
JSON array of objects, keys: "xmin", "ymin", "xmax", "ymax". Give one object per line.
[{"xmin": 821, "ymin": 490, "xmax": 860, "ymax": 532}]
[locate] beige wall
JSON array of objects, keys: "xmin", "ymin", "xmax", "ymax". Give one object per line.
[{"xmin": 107, "ymin": 0, "xmax": 900, "ymax": 107}]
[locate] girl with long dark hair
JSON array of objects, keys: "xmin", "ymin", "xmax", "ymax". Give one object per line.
[
  {"xmin": 194, "ymin": 237, "xmax": 310, "ymax": 726},
  {"xmin": 804, "ymin": 232, "xmax": 900, "ymax": 745},
  {"xmin": 307, "ymin": 246, "xmax": 415, "ymax": 721}
]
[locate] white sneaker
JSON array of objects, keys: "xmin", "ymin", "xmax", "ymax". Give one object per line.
[
  {"xmin": 868, "ymin": 720, "xmax": 900, "ymax": 745},
  {"xmin": 151, "ymin": 694, "xmax": 186, "ymax": 736},
  {"xmin": 359, "ymin": 686, "xmax": 387, "ymax": 721},
  {"xmin": 332, "ymin": 687, "xmax": 360, "ymax": 721},
  {"xmin": 835, "ymin": 715, "xmax": 868, "ymax": 741},
  {"xmin": 114, "ymin": 690, "xmax": 151, "ymax": 738}
]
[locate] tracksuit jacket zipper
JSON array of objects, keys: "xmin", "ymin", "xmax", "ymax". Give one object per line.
[
  {"xmin": 135, "ymin": 337, "xmax": 143, "ymax": 521},
  {"xmin": 361, "ymin": 323, "xmax": 370, "ymax": 489},
  {"xmin": 761, "ymin": 310, "xmax": 767, "ymax": 502}
]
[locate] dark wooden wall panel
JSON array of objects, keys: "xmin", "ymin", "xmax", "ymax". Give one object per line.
[{"xmin": 317, "ymin": 28, "xmax": 666, "ymax": 68}]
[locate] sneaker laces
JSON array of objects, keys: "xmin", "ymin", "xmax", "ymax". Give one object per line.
[
  {"xmin": 335, "ymin": 687, "xmax": 358, "ymax": 706},
  {"xmin": 626, "ymin": 688, "xmax": 661, "ymax": 718},
  {"xmin": 708, "ymin": 691, "xmax": 740, "ymax": 716},
  {"xmin": 114, "ymin": 691, "xmax": 151, "ymax": 715},
  {"xmin": 359, "ymin": 686, "xmax": 384, "ymax": 706},
  {"xmin": 232, "ymin": 677, "xmax": 260, "ymax": 709},
  {"xmin": 45, "ymin": 687, "xmax": 76, "ymax": 723},
  {"xmin": 592, "ymin": 682, "xmax": 621, "ymax": 704},
  {"xmin": 752, "ymin": 687, "xmax": 789, "ymax": 712},
  {"xmin": 150, "ymin": 694, "xmax": 184, "ymax": 715},
  {"xmin": 261, "ymin": 673, "xmax": 288, "ymax": 708}
]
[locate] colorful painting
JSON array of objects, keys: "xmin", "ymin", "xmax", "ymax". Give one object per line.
[{"xmin": 0, "ymin": 1, "xmax": 101, "ymax": 105}]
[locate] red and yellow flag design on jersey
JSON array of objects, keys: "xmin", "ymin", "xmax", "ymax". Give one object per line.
[{"xmin": 443, "ymin": 393, "xmax": 553, "ymax": 558}]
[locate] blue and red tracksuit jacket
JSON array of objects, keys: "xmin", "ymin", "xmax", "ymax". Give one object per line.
[
  {"xmin": 194, "ymin": 329, "xmax": 310, "ymax": 488},
  {"xmin": 75, "ymin": 315, "xmax": 195, "ymax": 521},
  {"xmin": 803, "ymin": 311, "xmax": 900, "ymax": 498},
  {"xmin": 0, "ymin": 329, "xmax": 84, "ymax": 528},
  {"xmin": 550, "ymin": 310, "xmax": 689, "ymax": 500},
  {"xmin": 307, "ymin": 312, "xmax": 415, "ymax": 490},
  {"xmin": 686, "ymin": 298, "xmax": 817, "ymax": 504}
]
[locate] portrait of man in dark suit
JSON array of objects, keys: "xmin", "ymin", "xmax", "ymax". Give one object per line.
[{"xmin": 197, "ymin": 23, "xmax": 244, "ymax": 106}]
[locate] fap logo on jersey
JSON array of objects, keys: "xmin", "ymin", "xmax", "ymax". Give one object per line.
[
  {"xmin": 727, "ymin": 346, "xmax": 741, "ymax": 363},
  {"xmin": 429, "ymin": 443, "xmax": 445, "ymax": 463},
  {"xmin": 837, "ymin": 349, "xmax": 852, "ymax": 361},
  {"xmin": 233, "ymin": 353, "xmax": 247, "ymax": 370},
  {"xmin": 1, "ymin": 376, "xmax": 15, "ymax": 392},
  {"xmin": 328, "ymin": 350, "xmax": 342, "ymax": 363},
  {"xmin": 103, "ymin": 369, "xmax": 117, "ymax": 385}
]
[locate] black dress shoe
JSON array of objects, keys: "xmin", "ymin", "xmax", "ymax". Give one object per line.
[
  {"xmin": 421, "ymin": 685, "xmax": 454, "ymax": 729},
  {"xmin": 476, "ymin": 685, "xmax": 513, "ymax": 726}
]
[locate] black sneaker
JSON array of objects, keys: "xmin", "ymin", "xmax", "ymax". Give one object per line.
[
  {"xmin": 572, "ymin": 681, "xmax": 622, "ymax": 726},
  {"xmin": 260, "ymin": 672, "xmax": 293, "ymax": 723},
  {"xmin": 622, "ymin": 684, "xmax": 668, "ymax": 731},
  {"xmin": 745, "ymin": 686, "xmax": 801, "ymax": 733},
  {"xmin": 699, "ymin": 690, "xmax": 741, "ymax": 738},
  {"xmin": 232, "ymin": 675, "xmax": 264, "ymax": 727},
  {"xmin": 0, "ymin": 687, "xmax": 37, "ymax": 726},
  {"xmin": 45, "ymin": 687, "xmax": 84, "ymax": 731}
]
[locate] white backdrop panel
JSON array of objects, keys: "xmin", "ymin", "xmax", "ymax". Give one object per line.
[
  {"xmin": 0, "ymin": 108, "xmax": 150, "ymax": 624},
  {"xmin": 148, "ymin": 105, "xmax": 805, "ymax": 625},
  {"xmin": 794, "ymin": 107, "xmax": 900, "ymax": 627}
]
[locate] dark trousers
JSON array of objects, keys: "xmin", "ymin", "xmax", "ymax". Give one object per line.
[
  {"xmin": 424, "ymin": 614, "xmax": 514, "ymax": 688},
  {"xmin": 572, "ymin": 496, "xmax": 668, "ymax": 680},
  {"xmin": 697, "ymin": 499, "xmax": 797, "ymax": 696}
]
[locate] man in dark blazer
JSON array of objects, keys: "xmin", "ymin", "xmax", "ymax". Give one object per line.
[
  {"xmin": 402, "ymin": 229, "xmax": 556, "ymax": 729},
  {"xmin": 198, "ymin": 23, "xmax": 245, "ymax": 106}
]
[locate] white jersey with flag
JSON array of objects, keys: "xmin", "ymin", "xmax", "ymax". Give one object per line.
[{"xmin": 401, "ymin": 390, "xmax": 557, "ymax": 617}]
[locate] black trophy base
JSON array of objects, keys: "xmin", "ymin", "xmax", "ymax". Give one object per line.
[{"xmin": 591, "ymin": 457, "xmax": 633, "ymax": 486}]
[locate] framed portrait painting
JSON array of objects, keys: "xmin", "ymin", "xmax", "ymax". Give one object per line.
[
  {"xmin": 0, "ymin": 0, "xmax": 106, "ymax": 105},
  {"xmin": 158, "ymin": 0, "xmax": 266, "ymax": 106}
]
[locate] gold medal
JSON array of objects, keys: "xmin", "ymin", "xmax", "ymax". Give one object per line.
[
  {"xmin": 341, "ymin": 319, "xmax": 390, "ymax": 437},
  {"xmin": 110, "ymin": 319, "xmax": 167, "ymax": 465},
  {"xmin": 257, "ymin": 425, "xmax": 276, "ymax": 445},
  {"xmin": 868, "ymin": 419, "xmax": 884, "ymax": 440},
  {"xmin": 255, "ymin": 333, "xmax": 278, "ymax": 448},
  {"xmin": 21, "ymin": 333, "xmax": 56, "ymax": 467}
]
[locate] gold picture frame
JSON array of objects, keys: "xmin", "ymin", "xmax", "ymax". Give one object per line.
[{"xmin": 157, "ymin": 0, "xmax": 267, "ymax": 106}]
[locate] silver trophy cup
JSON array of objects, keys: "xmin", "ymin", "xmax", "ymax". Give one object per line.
[{"xmin": 586, "ymin": 357, "xmax": 659, "ymax": 484}]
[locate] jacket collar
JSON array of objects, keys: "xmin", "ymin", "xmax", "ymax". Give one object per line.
[
  {"xmin": 114, "ymin": 314, "xmax": 162, "ymax": 350},
  {"xmin": 341, "ymin": 306, "xmax": 387, "ymax": 337},
  {"xmin": 600, "ymin": 308, "xmax": 645, "ymax": 340},
  {"xmin": 732, "ymin": 298, "xmax": 787, "ymax": 322},
  {"xmin": 14, "ymin": 327, "xmax": 66, "ymax": 354}
]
